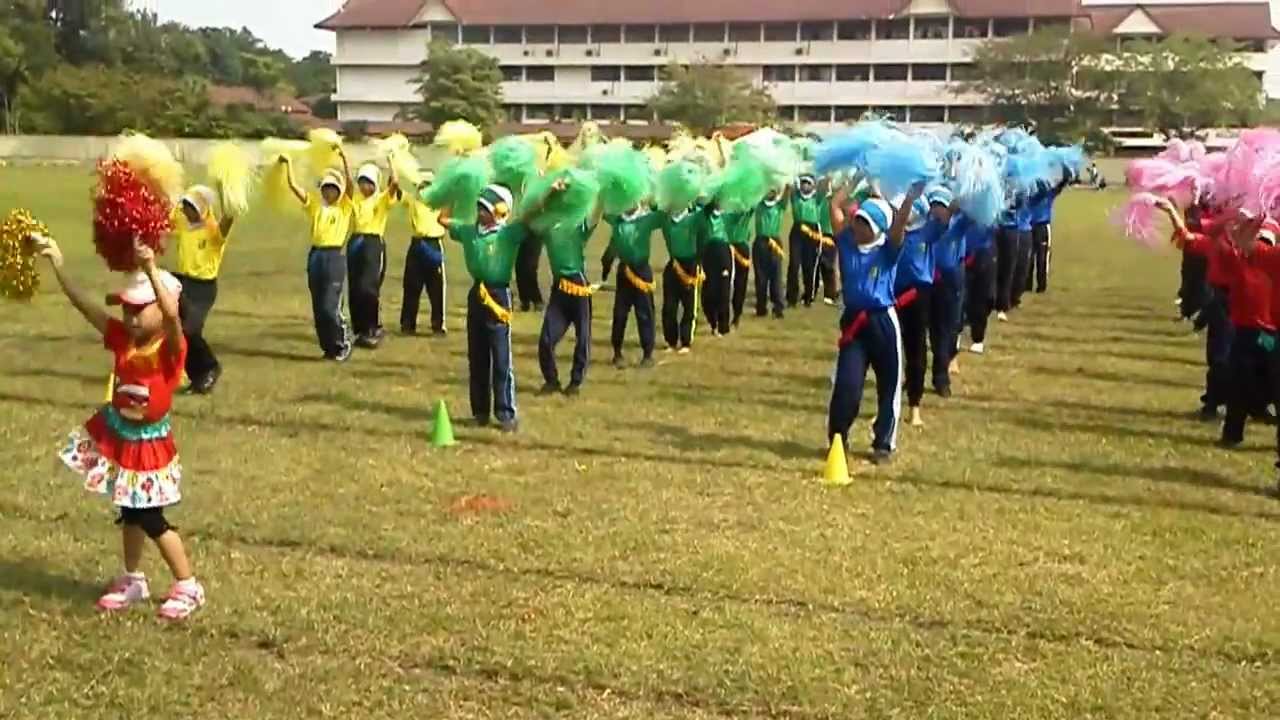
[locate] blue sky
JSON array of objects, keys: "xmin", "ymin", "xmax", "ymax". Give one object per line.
[{"xmin": 153, "ymin": 0, "xmax": 345, "ymax": 58}]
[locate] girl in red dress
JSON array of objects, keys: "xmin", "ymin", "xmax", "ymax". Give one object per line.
[{"xmin": 33, "ymin": 234, "xmax": 206, "ymax": 621}]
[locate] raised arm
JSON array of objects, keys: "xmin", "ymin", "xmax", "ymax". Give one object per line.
[
  {"xmin": 135, "ymin": 240, "xmax": 183, "ymax": 361},
  {"xmin": 518, "ymin": 176, "xmax": 568, "ymax": 225},
  {"xmin": 339, "ymin": 148, "xmax": 354, "ymax": 199},
  {"xmin": 30, "ymin": 234, "xmax": 111, "ymax": 335},
  {"xmin": 283, "ymin": 157, "xmax": 306, "ymax": 205},
  {"xmin": 830, "ymin": 184, "xmax": 851, "ymax": 235},
  {"xmin": 888, "ymin": 182, "xmax": 926, "ymax": 248}
]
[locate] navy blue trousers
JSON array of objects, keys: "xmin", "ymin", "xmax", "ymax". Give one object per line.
[
  {"xmin": 307, "ymin": 247, "xmax": 348, "ymax": 356},
  {"xmin": 931, "ymin": 266, "xmax": 965, "ymax": 391},
  {"xmin": 612, "ymin": 263, "xmax": 656, "ymax": 357},
  {"xmin": 828, "ymin": 307, "xmax": 903, "ymax": 453},
  {"xmin": 346, "ymin": 233, "xmax": 386, "ymax": 338},
  {"xmin": 662, "ymin": 259, "xmax": 698, "ymax": 349},
  {"xmin": 966, "ymin": 247, "xmax": 996, "ymax": 344},
  {"xmin": 753, "ymin": 237, "xmax": 784, "ymax": 316},
  {"xmin": 401, "ymin": 237, "xmax": 445, "ymax": 333},
  {"xmin": 1203, "ymin": 285, "xmax": 1234, "ymax": 411},
  {"xmin": 539, "ymin": 273, "xmax": 592, "ymax": 388},
  {"xmin": 467, "ymin": 284, "xmax": 516, "ymax": 423},
  {"xmin": 1222, "ymin": 327, "xmax": 1279, "ymax": 445},
  {"xmin": 897, "ymin": 283, "xmax": 933, "ymax": 407},
  {"xmin": 702, "ymin": 243, "xmax": 733, "ymax": 334}
]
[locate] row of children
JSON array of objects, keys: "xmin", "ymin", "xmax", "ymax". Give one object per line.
[{"xmin": 1121, "ymin": 132, "xmax": 1280, "ymax": 489}]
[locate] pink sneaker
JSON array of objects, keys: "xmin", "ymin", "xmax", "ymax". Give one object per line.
[
  {"xmin": 157, "ymin": 579, "xmax": 206, "ymax": 621},
  {"xmin": 97, "ymin": 573, "xmax": 150, "ymax": 612}
]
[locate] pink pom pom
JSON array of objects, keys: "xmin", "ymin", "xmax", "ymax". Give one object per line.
[
  {"xmin": 1113, "ymin": 192, "xmax": 1168, "ymax": 250},
  {"xmin": 1125, "ymin": 158, "xmax": 1204, "ymax": 207}
]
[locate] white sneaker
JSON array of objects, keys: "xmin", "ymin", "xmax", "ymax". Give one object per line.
[
  {"xmin": 996, "ymin": 311, "xmax": 1009, "ymax": 322},
  {"xmin": 970, "ymin": 342, "xmax": 985, "ymax": 355},
  {"xmin": 96, "ymin": 572, "xmax": 150, "ymax": 612},
  {"xmin": 823, "ymin": 297, "xmax": 835, "ymax": 306},
  {"xmin": 157, "ymin": 579, "xmax": 206, "ymax": 621}
]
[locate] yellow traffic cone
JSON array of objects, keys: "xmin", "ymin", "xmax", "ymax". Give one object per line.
[{"xmin": 821, "ymin": 436, "xmax": 852, "ymax": 487}]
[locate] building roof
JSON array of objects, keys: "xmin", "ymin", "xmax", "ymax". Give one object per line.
[
  {"xmin": 1086, "ymin": 3, "xmax": 1279, "ymax": 40},
  {"xmin": 208, "ymin": 85, "xmax": 313, "ymax": 115},
  {"xmin": 317, "ymin": 0, "xmax": 1083, "ymax": 29}
]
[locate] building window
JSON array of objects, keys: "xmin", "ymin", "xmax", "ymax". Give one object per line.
[
  {"xmin": 500, "ymin": 66, "xmax": 523, "ymax": 82},
  {"xmin": 992, "ymin": 18, "xmax": 1029, "ymax": 37},
  {"xmin": 693, "ymin": 23, "xmax": 725, "ymax": 42},
  {"xmin": 873, "ymin": 64, "xmax": 908, "ymax": 81},
  {"xmin": 799, "ymin": 106, "xmax": 832, "ymax": 123},
  {"xmin": 559, "ymin": 26, "xmax": 588, "ymax": 44},
  {"xmin": 526, "ymin": 26, "xmax": 556, "ymax": 44},
  {"xmin": 592, "ymin": 25, "xmax": 621, "ymax": 43},
  {"xmin": 800, "ymin": 22, "xmax": 834, "ymax": 42},
  {"xmin": 429, "ymin": 23, "xmax": 458, "ymax": 44},
  {"xmin": 591, "ymin": 66, "xmax": 622, "ymax": 82},
  {"xmin": 799, "ymin": 65, "xmax": 832, "ymax": 82},
  {"xmin": 911, "ymin": 64, "xmax": 947, "ymax": 81},
  {"xmin": 955, "ymin": 18, "xmax": 989, "ymax": 39},
  {"xmin": 624, "ymin": 66, "xmax": 656, "ymax": 81},
  {"xmin": 836, "ymin": 64, "xmax": 870, "ymax": 82},
  {"xmin": 559, "ymin": 104, "xmax": 588, "ymax": 121},
  {"xmin": 762, "ymin": 65, "xmax": 797, "ymax": 83},
  {"xmin": 913, "ymin": 17, "xmax": 949, "ymax": 40},
  {"xmin": 878, "ymin": 19, "xmax": 910, "ymax": 40},
  {"xmin": 1036, "ymin": 17, "xmax": 1072, "ymax": 33},
  {"xmin": 912, "ymin": 106, "xmax": 946, "ymax": 123},
  {"xmin": 526, "ymin": 104, "xmax": 554, "ymax": 121},
  {"xmin": 625, "ymin": 25, "xmax": 657, "ymax": 43},
  {"xmin": 461, "ymin": 25, "xmax": 490, "ymax": 45},
  {"xmin": 624, "ymin": 105, "xmax": 652, "ymax": 122},
  {"xmin": 950, "ymin": 106, "xmax": 987, "ymax": 124},
  {"xmin": 764, "ymin": 23, "xmax": 797, "ymax": 42},
  {"xmin": 874, "ymin": 105, "xmax": 907, "ymax": 121},
  {"xmin": 950, "ymin": 63, "xmax": 979, "ymax": 82},
  {"xmin": 503, "ymin": 104, "xmax": 522, "ymax": 122},
  {"xmin": 591, "ymin": 105, "xmax": 623, "ymax": 122},
  {"xmin": 729, "ymin": 23, "xmax": 760, "ymax": 43},
  {"xmin": 835, "ymin": 106, "xmax": 869, "ymax": 122},
  {"xmin": 777, "ymin": 106, "xmax": 799, "ymax": 122},
  {"xmin": 837, "ymin": 20, "xmax": 871, "ymax": 40},
  {"xmin": 526, "ymin": 66, "xmax": 555, "ymax": 82},
  {"xmin": 494, "ymin": 25, "xmax": 522, "ymax": 44},
  {"xmin": 659, "ymin": 24, "xmax": 690, "ymax": 43}
]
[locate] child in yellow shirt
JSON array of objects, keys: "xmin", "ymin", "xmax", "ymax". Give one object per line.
[
  {"xmin": 170, "ymin": 185, "xmax": 235, "ymax": 394},
  {"xmin": 349, "ymin": 163, "xmax": 398, "ymax": 348},
  {"xmin": 400, "ymin": 171, "xmax": 448, "ymax": 336}
]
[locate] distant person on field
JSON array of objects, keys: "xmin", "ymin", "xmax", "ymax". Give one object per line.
[
  {"xmin": 753, "ymin": 188, "xmax": 787, "ymax": 319},
  {"xmin": 168, "ymin": 184, "xmax": 236, "ymax": 395},
  {"xmin": 400, "ymin": 171, "xmax": 448, "ymax": 336},
  {"xmin": 602, "ymin": 203, "xmax": 662, "ymax": 368},
  {"xmin": 348, "ymin": 162, "xmax": 398, "ymax": 348},
  {"xmin": 537, "ymin": 196, "xmax": 603, "ymax": 397}
]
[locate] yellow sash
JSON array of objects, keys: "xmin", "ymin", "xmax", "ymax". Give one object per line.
[
  {"xmin": 623, "ymin": 266, "xmax": 655, "ymax": 294},
  {"xmin": 731, "ymin": 246, "xmax": 751, "ymax": 268},
  {"xmin": 767, "ymin": 238, "xmax": 786, "ymax": 257},
  {"xmin": 801, "ymin": 224, "xmax": 835, "ymax": 248},
  {"xmin": 672, "ymin": 261, "xmax": 705, "ymax": 288},
  {"xmin": 476, "ymin": 284, "xmax": 511, "ymax": 324},
  {"xmin": 557, "ymin": 277, "xmax": 594, "ymax": 297}
]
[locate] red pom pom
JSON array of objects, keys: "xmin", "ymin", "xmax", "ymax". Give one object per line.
[{"xmin": 92, "ymin": 160, "xmax": 172, "ymax": 272}]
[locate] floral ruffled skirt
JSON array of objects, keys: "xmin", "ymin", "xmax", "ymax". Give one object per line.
[{"xmin": 59, "ymin": 406, "xmax": 182, "ymax": 509}]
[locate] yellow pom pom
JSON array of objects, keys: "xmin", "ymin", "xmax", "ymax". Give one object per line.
[
  {"xmin": 306, "ymin": 128, "xmax": 344, "ymax": 177},
  {"xmin": 259, "ymin": 138, "xmax": 312, "ymax": 216},
  {"xmin": 377, "ymin": 133, "xmax": 422, "ymax": 186},
  {"xmin": 207, "ymin": 142, "xmax": 256, "ymax": 218},
  {"xmin": 0, "ymin": 209, "xmax": 48, "ymax": 301},
  {"xmin": 434, "ymin": 120, "xmax": 484, "ymax": 156},
  {"xmin": 109, "ymin": 133, "xmax": 184, "ymax": 201}
]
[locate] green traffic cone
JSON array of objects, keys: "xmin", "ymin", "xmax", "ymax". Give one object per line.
[{"xmin": 431, "ymin": 400, "xmax": 456, "ymax": 447}]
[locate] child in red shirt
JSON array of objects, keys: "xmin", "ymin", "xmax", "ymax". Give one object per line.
[{"xmin": 32, "ymin": 234, "xmax": 206, "ymax": 622}]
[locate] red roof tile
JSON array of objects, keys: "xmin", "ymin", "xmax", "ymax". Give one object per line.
[
  {"xmin": 317, "ymin": 0, "xmax": 425, "ymax": 29},
  {"xmin": 950, "ymin": 1, "xmax": 1080, "ymax": 18},
  {"xmin": 1086, "ymin": 3, "xmax": 1279, "ymax": 40}
]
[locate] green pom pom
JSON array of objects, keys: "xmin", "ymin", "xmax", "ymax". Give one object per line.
[
  {"xmin": 590, "ymin": 145, "xmax": 652, "ymax": 215},
  {"xmin": 488, "ymin": 137, "xmax": 537, "ymax": 196},
  {"xmin": 656, "ymin": 161, "xmax": 706, "ymax": 212},
  {"xmin": 520, "ymin": 167, "xmax": 601, "ymax": 235},
  {"xmin": 421, "ymin": 156, "xmax": 491, "ymax": 223}
]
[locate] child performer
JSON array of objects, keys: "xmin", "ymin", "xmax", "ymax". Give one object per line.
[
  {"xmin": 35, "ymin": 234, "xmax": 205, "ymax": 621},
  {"xmin": 170, "ymin": 185, "xmax": 235, "ymax": 394},
  {"xmin": 787, "ymin": 174, "xmax": 822, "ymax": 308},
  {"xmin": 727, "ymin": 207, "xmax": 755, "ymax": 328},
  {"xmin": 814, "ymin": 184, "xmax": 839, "ymax": 306},
  {"xmin": 964, "ymin": 219, "xmax": 998, "ymax": 355},
  {"xmin": 349, "ymin": 163, "xmax": 398, "ymax": 348},
  {"xmin": 926, "ymin": 188, "xmax": 964, "ymax": 398},
  {"xmin": 448, "ymin": 183, "xmax": 560, "ymax": 431},
  {"xmin": 660, "ymin": 203, "xmax": 705, "ymax": 354},
  {"xmin": 401, "ymin": 171, "xmax": 448, "ymax": 336},
  {"xmin": 827, "ymin": 182, "xmax": 925, "ymax": 464},
  {"xmin": 1181, "ymin": 204, "xmax": 1235, "ymax": 419},
  {"xmin": 1010, "ymin": 193, "xmax": 1035, "ymax": 312},
  {"xmin": 1027, "ymin": 173, "xmax": 1070, "ymax": 295},
  {"xmin": 537, "ymin": 200, "xmax": 603, "ymax": 397},
  {"xmin": 515, "ymin": 229, "xmax": 546, "ymax": 313},
  {"xmin": 753, "ymin": 189, "xmax": 786, "ymax": 319},
  {"xmin": 282, "ymin": 155, "xmax": 354, "ymax": 362},
  {"xmin": 700, "ymin": 201, "xmax": 734, "ymax": 336},
  {"xmin": 1231, "ymin": 220, "xmax": 1280, "ymax": 490},
  {"xmin": 994, "ymin": 194, "xmax": 1027, "ymax": 321},
  {"xmin": 605, "ymin": 205, "xmax": 662, "ymax": 368},
  {"xmin": 895, "ymin": 193, "xmax": 942, "ymax": 428}
]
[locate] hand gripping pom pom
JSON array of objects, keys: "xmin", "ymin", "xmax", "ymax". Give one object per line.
[{"xmin": 0, "ymin": 209, "xmax": 48, "ymax": 301}]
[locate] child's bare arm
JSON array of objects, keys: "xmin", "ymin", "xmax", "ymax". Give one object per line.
[
  {"xmin": 283, "ymin": 157, "xmax": 306, "ymax": 204},
  {"xmin": 31, "ymin": 234, "xmax": 111, "ymax": 335},
  {"xmin": 339, "ymin": 149, "xmax": 354, "ymax": 199},
  {"xmin": 135, "ymin": 241, "xmax": 183, "ymax": 360},
  {"xmin": 830, "ymin": 185, "xmax": 850, "ymax": 235},
  {"xmin": 888, "ymin": 182, "xmax": 926, "ymax": 248}
]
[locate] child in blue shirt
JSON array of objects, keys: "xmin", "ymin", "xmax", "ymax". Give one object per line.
[
  {"xmin": 895, "ymin": 193, "xmax": 944, "ymax": 428},
  {"xmin": 995, "ymin": 195, "xmax": 1031, "ymax": 318},
  {"xmin": 963, "ymin": 218, "xmax": 997, "ymax": 355},
  {"xmin": 926, "ymin": 188, "xmax": 965, "ymax": 397},
  {"xmin": 827, "ymin": 181, "xmax": 924, "ymax": 464},
  {"xmin": 1027, "ymin": 174, "xmax": 1071, "ymax": 295}
]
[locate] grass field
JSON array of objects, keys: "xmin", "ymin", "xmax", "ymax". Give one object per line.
[{"xmin": 2, "ymin": 165, "xmax": 1280, "ymax": 718}]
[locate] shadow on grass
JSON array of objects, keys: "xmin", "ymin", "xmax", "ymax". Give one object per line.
[
  {"xmin": 1025, "ymin": 363, "xmax": 1201, "ymax": 391},
  {"xmin": 512, "ymin": 438, "xmax": 771, "ymax": 473},
  {"xmin": 5, "ymin": 366, "xmax": 106, "ymax": 386},
  {"xmin": 294, "ymin": 391, "xmax": 430, "ymax": 423},
  {"xmin": 0, "ymin": 558, "xmax": 100, "ymax": 603},
  {"xmin": 1001, "ymin": 411, "xmax": 1215, "ymax": 446},
  {"xmin": 218, "ymin": 344, "xmax": 319, "ymax": 363},
  {"xmin": 621, "ymin": 419, "xmax": 815, "ymax": 462},
  {"xmin": 1090, "ymin": 349, "xmax": 1203, "ymax": 369},
  {"xmin": 958, "ymin": 394, "xmax": 1196, "ymax": 423},
  {"xmin": 994, "ymin": 455, "xmax": 1271, "ymax": 498}
]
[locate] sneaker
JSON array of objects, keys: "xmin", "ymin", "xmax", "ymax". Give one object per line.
[
  {"xmin": 97, "ymin": 573, "xmax": 150, "ymax": 612},
  {"xmin": 638, "ymin": 356, "xmax": 656, "ymax": 369},
  {"xmin": 870, "ymin": 449, "xmax": 893, "ymax": 466},
  {"xmin": 196, "ymin": 365, "xmax": 222, "ymax": 394},
  {"xmin": 935, "ymin": 385, "xmax": 952, "ymax": 399},
  {"xmin": 157, "ymin": 579, "xmax": 205, "ymax": 621},
  {"xmin": 474, "ymin": 416, "xmax": 491, "ymax": 428},
  {"xmin": 664, "ymin": 345, "xmax": 676, "ymax": 353},
  {"xmin": 499, "ymin": 419, "xmax": 519, "ymax": 434},
  {"xmin": 536, "ymin": 381, "xmax": 562, "ymax": 396},
  {"xmin": 612, "ymin": 355, "xmax": 627, "ymax": 369},
  {"xmin": 823, "ymin": 297, "xmax": 836, "ymax": 306},
  {"xmin": 1196, "ymin": 406, "xmax": 1219, "ymax": 422},
  {"xmin": 969, "ymin": 342, "xmax": 985, "ymax": 355},
  {"xmin": 354, "ymin": 334, "xmax": 381, "ymax": 350},
  {"xmin": 755, "ymin": 309, "xmax": 768, "ymax": 318},
  {"xmin": 996, "ymin": 311, "xmax": 1009, "ymax": 322},
  {"xmin": 400, "ymin": 325, "xmax": 418, "ymax": 336},
  {"xmin": 677, "ymin": 347, "xmax": 691, "ymax": 355},
  {"xmin": 563, "ymin": 384, "xmax": 582, "ymax": 397},
  {"xmin": 333, "ymin": 342, "xmax": 353, "ymax": 363},
  {"xmin": 773, "ymin": 310, "xmax": 785, "ymax": 320},
  {"xmin": 1253, "ymin": 409, "xmax": 1278, "ymax": 426},
  {"xmin": 432, "ymin": 327, "xmax": 448, "ymax": 337}
]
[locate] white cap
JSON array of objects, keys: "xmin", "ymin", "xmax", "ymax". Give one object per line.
[
  {"xmin": 356, "ymin": 163, "xmax": 381, "ymax": 188},
  {"xmin": 107, "ymin": 270, "xmax": 182, "ymax": 307}
]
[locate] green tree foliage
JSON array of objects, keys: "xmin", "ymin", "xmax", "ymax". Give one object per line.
[
  {"xmin": 403, "ymin": 40, "xmax": 504, "ymax": 133},
  {"xmin": 1119, "ymin": 34, "xmax": 1262, "ymax": 138},
  {"xmin": 646, "ymin": 61, "xmax": 777, "ymax": 136}
]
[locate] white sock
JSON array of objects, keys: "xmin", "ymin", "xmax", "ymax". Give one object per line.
[
  {"xmin": 176, "ymin": 577, "xmax": 199, "ymax": 590},
  {"xmin": 125, "ymin": 571, "xmax": 146, "ymax": 581}
]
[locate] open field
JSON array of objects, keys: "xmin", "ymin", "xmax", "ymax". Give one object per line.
[{"xmin": 2, "ymin": 166, "xmax": 1279, "ymax": 718}]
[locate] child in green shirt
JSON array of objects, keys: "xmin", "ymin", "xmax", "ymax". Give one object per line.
[
  {"xmin": 537, "ymin": 197, "xmax": 603, "ymax": 396},
  {"xmin": 753, "ymin": 189, "xmax": 786, "ymax": 319},
  {"xmin": 604, "ymin": 206, "xmax": 663, "ymax": 367},
  {"xmin": 658, "ymin": 205, "xmax": 704, "ymax": 353}
]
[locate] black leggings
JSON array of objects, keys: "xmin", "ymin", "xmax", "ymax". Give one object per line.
[{"xmin": 117, "ymin": 507, "xmax": 173, "ymax": 539}]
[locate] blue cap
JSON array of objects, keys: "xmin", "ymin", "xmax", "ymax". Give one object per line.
[{"xmin": 855, "ymin": 198, "xmax": 893, "ymax": 237}]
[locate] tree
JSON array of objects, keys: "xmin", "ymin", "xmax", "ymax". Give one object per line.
[
  {"xmin": 403, "ymin": 39, "xmax": 503, "ymax": 133},
  {"xmin": 646, "ymin": 61, "xmax": 776, "ymax": 135},
  {"xmin": 955, "ymin": 28, "xmax": 1119, "ymax": 144},
  {"xmin": 0, "ymin": 0, "xmax": 59, "ymax": 132},
  {"xmin": 288, "ymin": 50, "xmax": 337, "ymax": 98},
  {"xmin": 1120, "ymin": 34, "xmax": 1262, "ymax": 138}
]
